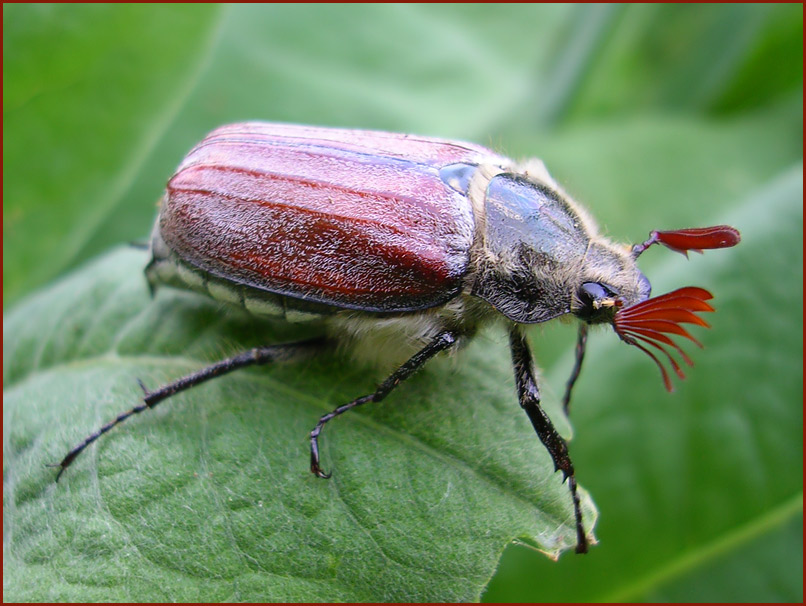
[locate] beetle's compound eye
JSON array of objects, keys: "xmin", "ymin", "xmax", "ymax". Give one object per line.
[
  {"xmin": 577, "ymin": 282, "xmax": 619, "ymax": 322},
  {"xmin": 580, "ymin": 282, "xmax": 609, "ymax": 303}
]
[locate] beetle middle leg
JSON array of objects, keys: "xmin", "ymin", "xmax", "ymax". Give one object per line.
[
  {"xmin": 310, "ymin": 330, "xmax": 458, "ymax": 478},
  {"xmin": 53, "ymin": 336, "xmax": 329, "ymax": 481},
  {"xmin": 509, "ymin": 327, "xmax": 588, "ymax": 554}
]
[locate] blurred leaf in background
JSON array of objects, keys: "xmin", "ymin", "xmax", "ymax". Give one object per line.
[{"xmin": 3, "ymin": 3, "xmax": 802, "ymax": 602}]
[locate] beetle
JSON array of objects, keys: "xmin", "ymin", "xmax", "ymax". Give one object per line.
[{"xmin": 54, "ymin": 122, "xmax": 740, "ymax": 554}]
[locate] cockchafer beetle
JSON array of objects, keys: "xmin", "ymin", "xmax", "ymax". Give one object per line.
[{"xmin": 54, "ymin": 122, "xmax": 741, "ymax": 554}]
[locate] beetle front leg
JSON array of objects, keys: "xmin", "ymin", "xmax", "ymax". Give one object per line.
[
  {"xmin": 310, "ymin": 330, "xmax": 458, "ymax": 478},
  {"xmin": 562, "ymin": 323, "xmax": 588, "ymax": 417},
  {"xmin": 508, "ymin": 327, "xmax": 588, "ymax": 554}
]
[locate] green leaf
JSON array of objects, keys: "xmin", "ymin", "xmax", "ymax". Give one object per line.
[
  {"xmin": 4, "ymin": 3, "xmax": 803, "ymax": 602},
  {"xmin": 4, "ymin": 247, "xmax": 595, "ymax": 602},
  {"xmin": 484, "ymin": 167, "xmax": 803, "ymax": 602},
  {"xmin": 3, "ymin": 3, "xmax": 223, "ymax": 305}
]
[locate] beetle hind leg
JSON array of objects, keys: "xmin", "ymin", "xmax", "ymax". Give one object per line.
[
  {"xmin": 52, "ymin": 336, "xmax": 329, "ymax": 481},
  {"xmin": 309, "ymin": 330, "xmax": 458, "ymax": 479}
]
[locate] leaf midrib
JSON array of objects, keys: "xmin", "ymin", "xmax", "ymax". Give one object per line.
[
  {"xmin": 602, "ymin": 492, "xmax": 803, "ymax": 602},
  {"xmin": 55, "ymin": 5, "xmax": 230, "ymax": 285}
]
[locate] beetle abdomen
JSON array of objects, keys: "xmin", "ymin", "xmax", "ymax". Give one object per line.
[{"xmin": 156, "ymin": 123, "xmax": 493, "ymax": 312}]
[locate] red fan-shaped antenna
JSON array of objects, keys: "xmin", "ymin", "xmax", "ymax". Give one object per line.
[
  {"xmin": 613, "ymin": 287, "xmax": 715, "ymax": 391},
  {"xmin": 632, "ymin": 225, "xmax": 741, "ymax": 258}
]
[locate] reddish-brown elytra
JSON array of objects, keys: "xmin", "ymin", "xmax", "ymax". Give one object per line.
[{"xmin": 54, "ymin": 122, "xmax": 741, "ymax": 554}]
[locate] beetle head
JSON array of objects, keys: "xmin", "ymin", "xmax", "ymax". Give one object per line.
[
  {"xmin": 571, "ymin": 240, "xmax": 652, "ymax": 325},
  {"xmin": 472, "ymin": 171, "xmax": 740, "ymax": 393},
  {"xmin": 576, "ymin": 225, "xmax": 740, "ymax": 391}
]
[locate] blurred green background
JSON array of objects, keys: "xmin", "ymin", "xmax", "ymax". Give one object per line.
[{"xmin": 4, "ymin": 3, "xmax": 802, "ymax": 602}]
